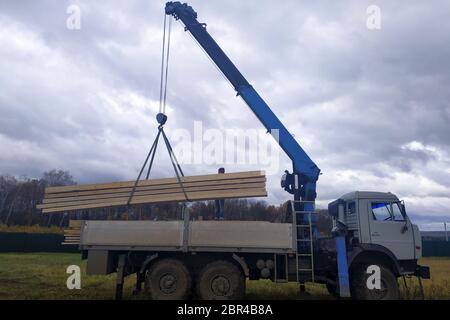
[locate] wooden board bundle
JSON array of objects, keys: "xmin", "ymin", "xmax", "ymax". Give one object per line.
[
  {"xmin": 62, "ymin": 220, "xmax": 82, "ymax": 245},
  {"xmin": 37, "ymin": 171, "xmax": 267, "ymax": 213}
]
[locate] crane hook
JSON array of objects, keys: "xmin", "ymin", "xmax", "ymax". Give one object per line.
[{"xmin": 156, "ymin": 112, "xmax": 168, "ymax": 126}]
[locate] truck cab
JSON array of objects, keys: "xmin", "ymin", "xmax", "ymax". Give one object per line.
[{"xmin": 327, "ymin": 191, "xmax": 430, "ymax": 299}]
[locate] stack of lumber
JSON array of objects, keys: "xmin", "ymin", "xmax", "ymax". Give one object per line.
[
  {"xmin": 37, "ymin": 171, "xmax": 266, "ymax": 213},
  {"xmin": 63, "ymin": 220, "xmax": 82, "ymax": 245}
]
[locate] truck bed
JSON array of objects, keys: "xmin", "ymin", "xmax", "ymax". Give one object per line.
[{"xmin": 79, "ymin": 220, "xmax": 294, "ymax": 253}]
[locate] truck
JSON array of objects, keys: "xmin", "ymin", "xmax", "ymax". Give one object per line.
[{"xmin": 69, "ymin": 2, "xmax": 430, "ymax": 300}]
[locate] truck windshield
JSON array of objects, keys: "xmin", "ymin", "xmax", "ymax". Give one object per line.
[{"xmin": 391, "ymin": 202, "xmax": 406, "ymax": 221}]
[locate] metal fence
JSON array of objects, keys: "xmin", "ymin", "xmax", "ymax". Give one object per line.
[
  {"xmin": 0, "ymin": 232, "xmax": 449, "ymax": 257},
  {"xmin": 0, "ymin": 232, "xmax": 78, "ymax": 253},
  {"xmin": 422, "ymin": 240, "xmax": 450, "ymax": 257}
]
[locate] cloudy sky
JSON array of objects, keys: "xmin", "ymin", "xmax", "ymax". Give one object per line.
[{"xmin": 1, "ymin": 0, "xmax": 449, "ymax": 229}]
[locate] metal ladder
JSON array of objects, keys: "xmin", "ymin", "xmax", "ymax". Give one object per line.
[{"xmin": 291, "ymin": 201, "xmax": 315, "ymax": 283}]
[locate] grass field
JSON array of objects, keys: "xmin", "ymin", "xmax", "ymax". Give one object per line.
[{"xmin": 0, "ymin": 253, "xmax": 448, "ymax": 300}]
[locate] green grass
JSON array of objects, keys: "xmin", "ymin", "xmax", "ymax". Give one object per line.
[
  {"xmin": 398, "ymin": 257, "xmax": 450, "ymax": 300},
  {"xmin": 0, "ymin": 253, "xmax": 448, "ymax": 300}
]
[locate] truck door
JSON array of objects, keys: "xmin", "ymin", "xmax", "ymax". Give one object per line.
[{"xmin": 368, "ymin": 201, "xmax": 415, "ymax": 260}]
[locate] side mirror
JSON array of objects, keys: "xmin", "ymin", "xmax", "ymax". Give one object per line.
[{"xmin": 401, "ymin": 223, "xmax": 408, "ymax": 234}]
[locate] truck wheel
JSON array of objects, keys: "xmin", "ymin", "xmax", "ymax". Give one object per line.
[
  {"xmin": 350, "ymin": 264, "xmax": 399, "ymax": 300},
  {"xmin": 196, "ymin": 260, "xmax": 245, "ymax": 300},
  {"xmin": 145, "ymin": 258, "xmax": 192, "ymax": 300}
]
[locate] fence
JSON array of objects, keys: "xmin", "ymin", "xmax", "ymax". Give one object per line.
[
  {"xmin": 0, "ymin": 232, "xmax": 450, "ymax": 257},
  {"xmin": 422, "ymin": 240, "xmax": 450, "ymax": 257},
  {"xmin": 0, "ymin": 232, "xmax": 78, "ymax": 253}
]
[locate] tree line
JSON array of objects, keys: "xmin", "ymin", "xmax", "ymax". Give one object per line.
[
  {"xmin": 0, "ymin": 169, "xmax": 332, "ymax": 234},
  {"xmin": 0, "ymin": 170, "xmax": 76, "ymax": 227}
]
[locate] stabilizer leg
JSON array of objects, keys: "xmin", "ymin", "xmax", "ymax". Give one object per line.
[{"xmin": 115, "ymin": 254, "xmax": 126, "ymax": 300}]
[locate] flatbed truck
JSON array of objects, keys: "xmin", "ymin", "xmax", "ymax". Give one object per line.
[
  {"xmin": 71, "ymin": 2, "xmax": 430, "ymax": 300},
  {"xmin": 79, "ymin": 191, "xmax": 429, "ymax": 300}
]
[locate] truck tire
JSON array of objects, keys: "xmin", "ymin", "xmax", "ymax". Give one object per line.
[
  {"xmin": 145, "ymin": 258, "xmax": 192, "ymax": 300},
  {"xmin": 196, "ymin": 260, "xmax": 245, "ymax": 300},
  {"xmin": 350, "ymin": 264, "xmax": 399, "ymax": 300}
]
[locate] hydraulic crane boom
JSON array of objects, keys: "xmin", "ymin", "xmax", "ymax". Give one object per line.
[{"xmin": 165, "ymin": 2, "xmax": 321, "ymax": 208}]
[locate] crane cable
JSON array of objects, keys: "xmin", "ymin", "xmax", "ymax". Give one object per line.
[
  {"xmin": 159, "ymin": 14, "xmax": 172, "ymax": 115},
  {"xmin": 126, "ymin": 14, "xmax": 190, "ymax": 210}
]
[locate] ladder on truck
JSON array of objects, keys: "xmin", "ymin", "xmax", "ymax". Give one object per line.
[{"xmin": 291, "ymin": 200, "xmax": 316, "ymax": 284}]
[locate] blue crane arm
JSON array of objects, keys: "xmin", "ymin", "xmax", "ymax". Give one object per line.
[
  {"xmin": 165, "ymin": 2, "xmax": 320, "ymax": 200},
  {"xmin": 164, "ymin": 4, "xmax": 351, "ymax": 296}
]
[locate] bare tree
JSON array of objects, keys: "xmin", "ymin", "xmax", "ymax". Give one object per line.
[
  {"xmin": 41, "ymin": 169, "xmax": 76, "ymax": 187},
  {"xmin": 0, "ymin": 175, "xmax": 18, "ymax": 216},
  {"xmin": 0, "ymin": 170, "xmax": 77, "ymax": 226}
]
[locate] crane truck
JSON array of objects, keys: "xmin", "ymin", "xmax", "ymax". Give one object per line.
[{"xmin": 73, "ymin": 2, "xmax": 430, "ymax": 300}]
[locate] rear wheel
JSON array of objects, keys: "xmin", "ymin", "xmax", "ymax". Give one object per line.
[
  {"xmin": 145, "ymin": 258, "xmax": 192, "ymax": 300},
  {"xmin": 196, "ymin": 260, "xmax": 245, "ymax": 300},
  {"xmin": 350, "ymin": 264, "xmax": 399, "ymax": 300}
]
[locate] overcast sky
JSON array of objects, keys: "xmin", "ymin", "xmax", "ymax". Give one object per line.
[{"xmin": 0, "ymin": 0, "xmax": 449, "ymax": 229}]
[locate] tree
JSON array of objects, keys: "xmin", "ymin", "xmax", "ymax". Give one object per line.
[
  {"xmin": 316, "ymin": 209, "xmax": 332, "ymax": 236},
  {"xmin": 0, "ymin": 170, "xmax": 78, "ymax": 226},
  {"xmin": 41, "ymin": 170, "xmax": 76, "ymax": 187},
  {"xmin": 0, "ymin": 175, "xmax": 18, "ymax": 214}
]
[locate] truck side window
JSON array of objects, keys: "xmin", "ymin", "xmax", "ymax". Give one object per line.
[
  {"xmin": 392, "ymin": 203, "xmax": 405, "ymax": 221},
  {"xmin": 347, "ymin": 202, "xmax": 356, "ymax": 215},
  {"xmin": 371, "ymin": 202, "xmax": 392, "ymax": 221}
]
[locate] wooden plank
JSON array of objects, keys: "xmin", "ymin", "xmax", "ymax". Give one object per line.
[
  {"xmin": 43, "ymin": 182, "xmax": 265, "ymax": 204},
  {"xmin": 45, "ymin": 182, "xmax": 265, "ymax": 203},
  {"xmin": 45, "ymin": 171, "xmax": 264, "ymax": 194},
  {"xmin": 41, "ymin": 188, "xmax": 267, "ymax": 213},
  {"xmin": 64, "ymin": 229, "xmax": 80, "ymax": 233},
  {"xmin": 45, "ymin": 177, "xmax": 266, "ymax": 199},
  {"xmin": 69, "ymin": 220, "xmax": 82, "ymax": 228},
  {"xmin": 40, "ymin": 171, "xmax": 267, "ymax": 214},
  {"xmin": 64, "ymin": 232, "xmax": 80, "ymax": 236},
  {"xmin": 38, "ymin": 187, "xmax": 266, "ymax": 210}
]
